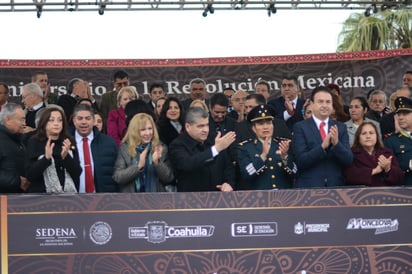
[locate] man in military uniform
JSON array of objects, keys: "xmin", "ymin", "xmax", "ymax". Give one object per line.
[
  {"xmin": 384, "ymin": 96, "xmax": 412, "ymax": 185},
  {"xmin": 237, "ymin": 104, "xmax": 296, "ymax": 190}
]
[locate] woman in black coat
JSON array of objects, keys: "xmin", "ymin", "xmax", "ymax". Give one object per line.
[
  {"xmin": 157, "ymin": 97, "xmax": 185, "ymax": 147},
  {"xmin": 26, "ymin": 107, "xmax": 82, "ymax": 193}
]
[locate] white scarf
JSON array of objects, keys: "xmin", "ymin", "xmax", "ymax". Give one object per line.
[{"xmin": 41, "ymin": 155, "xmax": 77, "ymax": 193}]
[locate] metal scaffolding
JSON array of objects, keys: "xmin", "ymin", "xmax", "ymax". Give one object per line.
[{"xmin": 1, "ymin": 0, "xmax": 409, "ymax": 11}]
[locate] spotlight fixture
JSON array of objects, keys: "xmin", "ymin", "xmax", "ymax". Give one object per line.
[
  {"xmin": 98, "ymin": 0, "xmax": 107, "ymax": 15},
  {"xmin": 36, "ymin": 6, "xmax": 42, "ymax": 18},
  {"xmin": 33, "ymin": 0, "xmax": 44, "ymax": 18},
  {"xmin": 267, "ymin": 3, "xmax": 277, "ymax": 17},
  {"xmin": 202, "ymin": 3, "xmax": 214, "ymax": 17},
  {"xmin": 381, "ymin": 1, "xmax": 398, "ymax": 11},
  {"xmin": 364, "ymin": 3, "xmax": 378, "ymax": 17}
]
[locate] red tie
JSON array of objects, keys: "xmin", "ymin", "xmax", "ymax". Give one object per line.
[
  {"xmin": 319, "ymin": 122, "xmax": 326, "ymax": 141},
  {"xmin": 82, "ymin": 137, "xmax": 94, "ymax": 193}
]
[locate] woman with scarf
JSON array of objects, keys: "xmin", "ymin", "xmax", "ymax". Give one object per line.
[
  {"xmin": 112, "ymin": 113, "xmax": 175, "ymax": 192},
  {"xmin": 26, "ymin": 107, "xmax": 82, "ymax": 193}
]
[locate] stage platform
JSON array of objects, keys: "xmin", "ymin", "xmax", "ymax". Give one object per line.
[{"xmin": 1, "ymin": 187, "xmax": 411, "ymax": 273}]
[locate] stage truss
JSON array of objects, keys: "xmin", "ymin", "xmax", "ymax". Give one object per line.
[{"xmin": 0, "ymin": 0, "xmax": 410, "ymax": 14}]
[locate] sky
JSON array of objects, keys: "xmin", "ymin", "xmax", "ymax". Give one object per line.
[{"xmin": 0, "ymin": 9, "xmax": 357, "ymax": 60}]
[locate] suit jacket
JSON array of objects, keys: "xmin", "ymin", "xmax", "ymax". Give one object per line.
[
  {"xmin": 25, "ymin": 102, "xmax": 46, "ymax": 128},
  {"xmin": 365, "ymin": 109, "xmax": 384, "ymax": 123},
  {"xmin": 344, "ymin": 147, "xmax": 403, "ymax": 186},
  {"xmin": 268, "ymin": 96, "xmax": 304, "ymax": 131},
  {"xmin": 292, "ymin": 118, "xmax": 353, "ymax": 188},
  {"xmin": 58, "ymin": 95, "xmax": 98, "ymax": 122},
  {"xmin": 58, "ymin": 95, "xmax": 77, "ymax": 122},
  {"xmin": 208, "ymin": 116, "xmax": 237, "ymax": 140},
  {"xmin": 0, "ymin": 125, "xmax": 25, "ymax": 193},
  {"xmin": 70, "ymin": 127, "xmax": 119, "ymax": 192},
  {"xmin": 100, "ymin": 90, "xmax": 118, "ymax": 121},
  {"xmin": 157, "ymin": 119, "xmax": 182, "ymax": 147},
  {"xmin": 345, "ymin": 118, "xmax": 381, "ymax": 147},
  {"xmin": 169, "ymin": 132, "xmax": 235, "ymax": 192},
  {"xmin": 380, "ymin": 112, "xmax": 395, "ymax": 138}
]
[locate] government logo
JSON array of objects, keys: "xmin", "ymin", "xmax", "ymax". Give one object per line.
[{"xmin": 89, "ymin": 221, "xmax": 112, "ymax": 245}]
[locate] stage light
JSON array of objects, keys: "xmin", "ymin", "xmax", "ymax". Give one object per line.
[
  {"xmin": 364, "ymin": 4, "xmax": 378, "ymax": 17},
  {"xmin": 202, "ymin": 3, "xmax": 214, "ymax": 17},
  {"xmin": 267, "ymin": 3, "xmax": 277, "ymax": 17},
  {"xmin": 33, "ymin": 0, "xmax": 43, "ymax": 18},
  {"xmin": 98, "ymin": 1, "xmax": 106, "ymax": 15}
]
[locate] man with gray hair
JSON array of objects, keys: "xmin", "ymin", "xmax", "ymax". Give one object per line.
[
  {"xmin": 182, "ymin": 78, "xmax": 209, "ymax": 110},
  {"xmin": 366, "ymin": 89, "xmax": 389, "ymax": 122},
  {"xmin": 21, "ymin": 83, "xmax": 45, "ymax": 130},
  {"xmin": 0, "ymin": 103, "xmax": 29, "ymax": 193},
  {"xmin": 169, "ymin": 107, "xmax": 236, "ymax": 192}
]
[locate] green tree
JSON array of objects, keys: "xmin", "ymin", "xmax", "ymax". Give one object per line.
[{"xmin": 337, "ymin": 9, "xmax": 412, "ymax": 52}]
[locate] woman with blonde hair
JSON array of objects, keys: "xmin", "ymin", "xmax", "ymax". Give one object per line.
[
  {"xmin": 107, "ymin": 86, "xmax": 139, "ymax": 147},
  {"xmin": 113, "ymin": 113, "xmax": 175, "ymax": 192},
  {"xmin": 190, "ymin": 99, "xmax": 209, "ymax": 112}
]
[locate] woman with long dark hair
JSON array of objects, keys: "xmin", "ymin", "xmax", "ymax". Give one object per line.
[
  {"xmin": 26, "ymin": 107, "xmax": 82, "ymax": 193},
  {"xmin": 157, "ymin": 97, "xmax": 185, "ymax": 147}
]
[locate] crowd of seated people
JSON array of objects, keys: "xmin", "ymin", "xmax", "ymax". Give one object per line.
[{"xmin": 0, "ymin": 70, "xmax": 412, "ymax": 194}]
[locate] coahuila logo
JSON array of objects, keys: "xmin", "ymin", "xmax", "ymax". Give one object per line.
[
  {"xmin": 346, "ymin": 218, "xmax": 399, "ymax": 235},
  {"xmin": 294, "ymin": 222, "xmax": 330, "ymax": 235},
  {"xmin": 129, "ymin": 221, "xmax": 215, "ymax": 243},
  {"xmin": 35, "ymin": 227, "xmax": 77, "ymax": 247}
]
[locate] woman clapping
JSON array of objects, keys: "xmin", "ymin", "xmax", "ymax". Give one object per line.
[{"xmin": 26, "ymin": 107, "xmax": 81, "ymax": 193}]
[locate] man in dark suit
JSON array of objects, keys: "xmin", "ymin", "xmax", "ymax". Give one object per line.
[
  {"xmin": 181, "ymin": 78, "xmax": 209, "ymax": 111},
  {"xmin": 268, "ymin": 75, "xmax": 304, "ymax": 131},
  {"xmin": 208, "ymin": 93, "xmax": 237, "ymax": 140},
  {"xmin": 292, "ymin": 86, "xmax": 353, "ymax": 188},
  {"xmin": 146, "ymin": 83, "xmax": 166, "ymax": 112},
  {"xmin": 169, "ymin": 107, "xmax": 236, "ymax": 192},
  {"xmin": 21, "ymin": 83, "xmax": 46, "ymax": 130},
  {"xmin": 71, "ymin": 104, "xmax": 118, "ymax": 193}
]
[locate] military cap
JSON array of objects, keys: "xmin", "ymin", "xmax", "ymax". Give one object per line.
[
  {"xmin": 247, "ymin": 104, "xmax": 275, "ymax": 123},
  {"xmin": 395, "ymin": 96, "xmax": 412, "ymax": 113}
]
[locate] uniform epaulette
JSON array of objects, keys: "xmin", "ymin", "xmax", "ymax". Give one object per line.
[{"xmin": 238, "ymin": 138, "xmax": 253, "ymax": 146}]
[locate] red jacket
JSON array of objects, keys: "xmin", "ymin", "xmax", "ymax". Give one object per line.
[
  {"xmin": 344, "ymin": 147, "xmax": 404, "ymax": 186},
  {"xmin": 106, "ymin": 107, "xmax": 126, "ymax": 147}
]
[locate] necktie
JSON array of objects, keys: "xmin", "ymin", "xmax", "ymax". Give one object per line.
[
  {"xmin": 82, "ymin": 137, "xmax": 94, "ymax": 193},
  {"xmin": 319, "ymin": 122, "xmax": 326, "ymax": 141}
]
